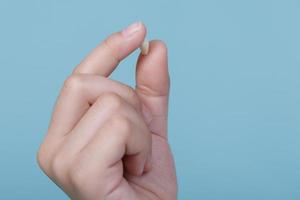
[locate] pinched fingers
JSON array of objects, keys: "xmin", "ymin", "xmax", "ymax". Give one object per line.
[
  {"xmin": 48, "ymin": 22, "xmax": 147, "ymax": 137},
  {"xmin": 74, "ymin": 22, "xmax": 146, "ymax": 76}
]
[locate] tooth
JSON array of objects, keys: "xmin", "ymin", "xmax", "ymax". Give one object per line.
[{"xmin": 140, "ymin": 39, "xmax": 149, "ymax": 55}]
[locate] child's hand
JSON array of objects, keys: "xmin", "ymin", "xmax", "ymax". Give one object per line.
[{"xmin": 37, "ymin": 22, "xmax": 177, "ymax": 200}]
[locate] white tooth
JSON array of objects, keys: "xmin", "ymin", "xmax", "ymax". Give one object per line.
[{"xmin": 140, "ymin": 39, "xmax": 149, "ymax": 55}]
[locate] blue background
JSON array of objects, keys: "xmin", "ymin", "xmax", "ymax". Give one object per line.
[{"xmin": 0, "ymin": 0, "xmax": 299, "ymax": 199}]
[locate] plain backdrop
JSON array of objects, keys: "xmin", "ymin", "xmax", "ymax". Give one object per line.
[{"xmin": 0, "ymin": 0, "xmax": 300, "ymax": 199}]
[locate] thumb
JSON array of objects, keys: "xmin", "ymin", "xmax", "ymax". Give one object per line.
[{"xmin": 135, "ymin": 40, "xmax": 170, "ymax": 139}]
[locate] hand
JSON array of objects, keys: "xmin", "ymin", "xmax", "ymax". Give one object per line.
[{"xmin": 37, "ymin": 22, "xmax": 177, "ymax": 200}]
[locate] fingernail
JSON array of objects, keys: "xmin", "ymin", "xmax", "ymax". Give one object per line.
[{"xmin": 122, "ymin": 21, "xmax": 142, "ymax": 37}]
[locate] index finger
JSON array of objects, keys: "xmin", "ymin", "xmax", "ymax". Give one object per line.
[{"xmin": 73, "ymin": 22, "xmax": 146, "ymax": 76}]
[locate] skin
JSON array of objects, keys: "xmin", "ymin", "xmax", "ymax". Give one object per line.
[{"xmin": 37, "ymin": 22, "xmax": 177, "ymax": 200}]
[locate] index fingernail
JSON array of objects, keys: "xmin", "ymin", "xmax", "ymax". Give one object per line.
[{"xmin": 122, "ymin": 21, "xmax": 142, "ymax": 37}]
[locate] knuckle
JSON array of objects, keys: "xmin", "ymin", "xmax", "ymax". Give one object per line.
[
  {"xmin": 36, "ymin": 143, "xmax": 49, "ymax": 172},
  {"xmin": 50, "ymin": 151, "xmax": 69, "ymax": 179},
  {"xmin": 37, "ymin": 137, "xmax": 64, "ymax": 176},
  {"xmin": 102, "ymin": 35, "xmax": 114, "ymax": 50},
  {"xmin": 69, "ymin": 164, "xmax": 86, "ymax": 188},
  {"xmin": 62, "ymin": 75, "xmax": 84, "ymax": 93},
  {"xmin": 68, "ymin": 156, "xmax": 99, "ymax": 191},
  {"xmin": 37, "ymin": 139, "xmax": 56, "ymax": 174},
  {"xmin": 110, "ymin": 115, "xmax": 132, "ymax": 136},
  {"xmin": 96, "ymin": 92, "xmax": 123, "ymax": 110}
]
